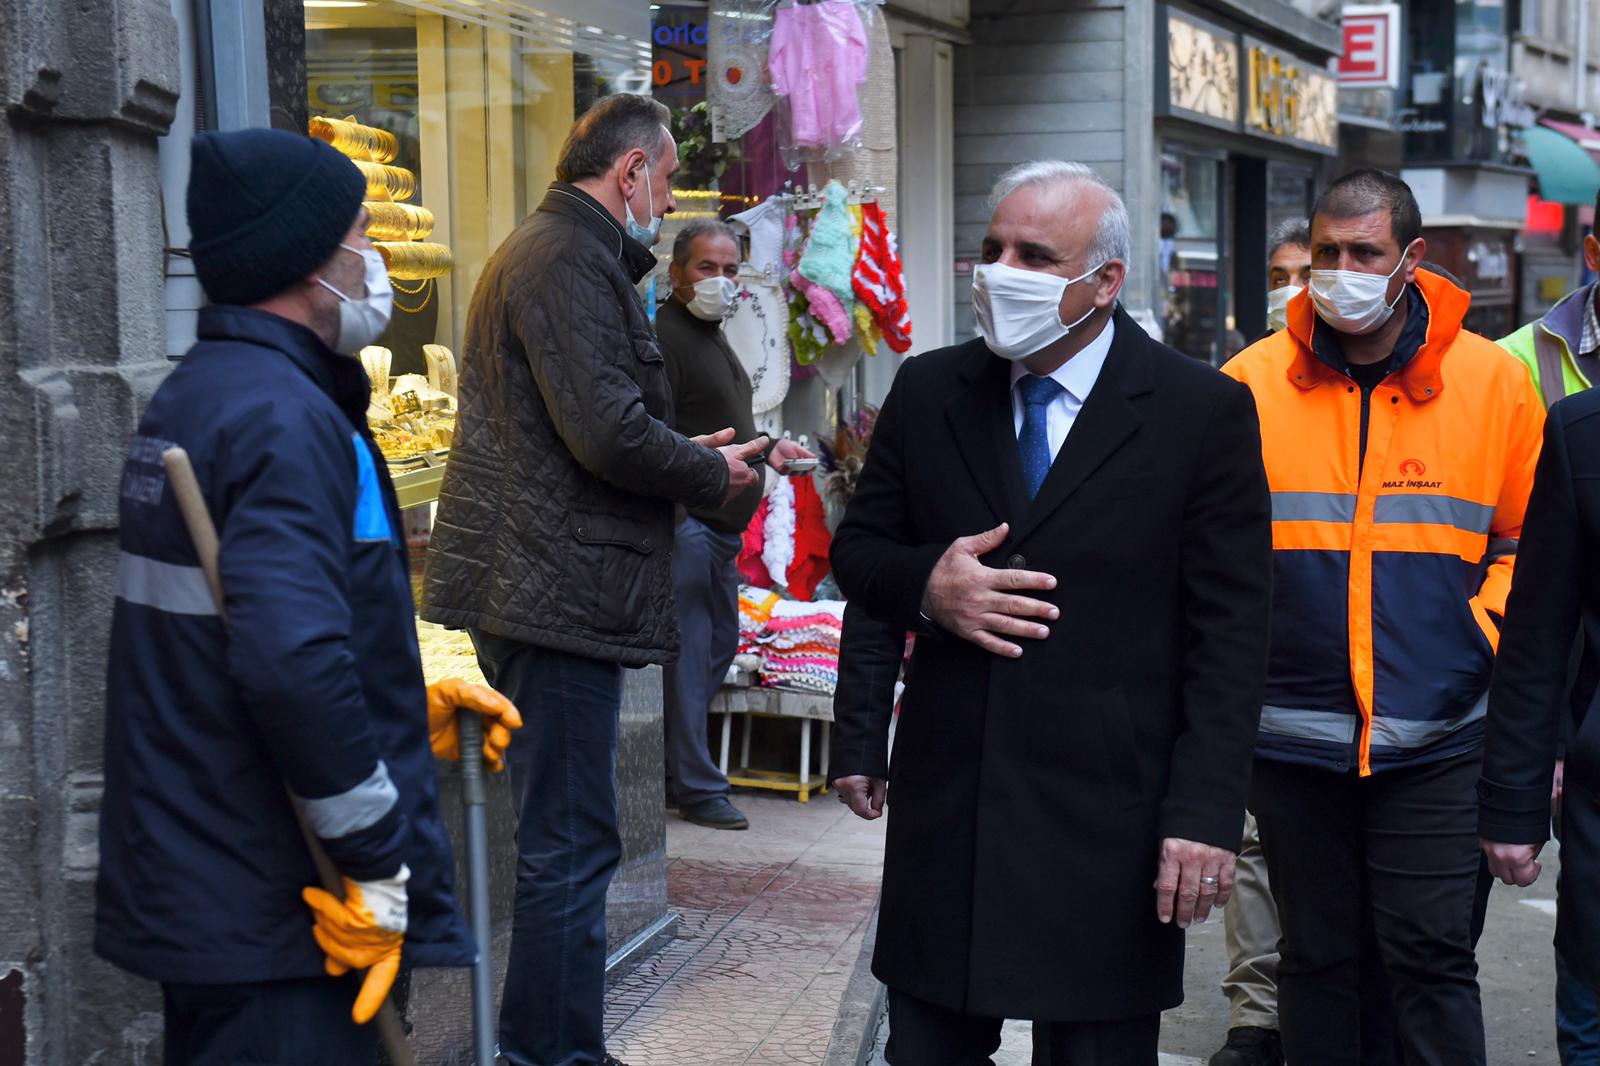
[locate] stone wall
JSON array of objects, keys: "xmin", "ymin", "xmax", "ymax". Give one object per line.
[{"xmin": 0, "ymin": 1, "xmax": 180, "ymax": 1063}]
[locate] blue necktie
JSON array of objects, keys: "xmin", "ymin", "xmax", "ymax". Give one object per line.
[{"xmin": 1017, "ymin": 375, "xmax": 1064, "ymax": 500}]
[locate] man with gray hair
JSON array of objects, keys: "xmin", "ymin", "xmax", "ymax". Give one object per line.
[
  {"xmin": 830, "ymin": 159, "xmax": 1272, "ymax": 1062},
  {"xmin": 423, "ymin": 94, "xmax": 767, "ymax": 1066},
  {"xmin": 1266, "ymin": 217, "xmax": 1313, "ymax": 335},
  {"xmin": 654, "ymin": 219, "xmax": 812, "ymax": 829}
]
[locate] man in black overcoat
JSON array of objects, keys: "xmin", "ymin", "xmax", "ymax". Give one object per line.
[
  {"xmin": 1481, "ymin": 386, "xmax": 1600, "ymax": 1025},
  {"xmin": 829, "ymin": 160, "xmax": 1274, "ymax": 1064}
]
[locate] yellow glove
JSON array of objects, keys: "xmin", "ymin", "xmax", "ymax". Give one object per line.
[
  {"xmin": 301, "ymin": 865, "xmax": 409, "ymax": 1024},
  {"xmin": 427, "ymin": 678, "xmax": 523, "ymax": 772}
]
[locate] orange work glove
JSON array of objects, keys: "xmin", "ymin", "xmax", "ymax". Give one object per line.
[
  {"xmin": 427, "ymin": 678, "xmax": 522, "ymax": 771},
  {"xmin": 300, "ymin": 864, "xmax": 409, "ymax": 1024}
]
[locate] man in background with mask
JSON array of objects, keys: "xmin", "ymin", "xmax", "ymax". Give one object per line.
[
  {"xmin": 1266, "ymin": 217, "xmax": 1312, "ymax": 335},
  {"xmin": 654, "ymin": 219, "xmax": 812, "ymax": 830},
  {"xmin": 831, "ymin": 159, "xmax": 1272, "ymax": 1062},
  {"xmin": 423, "ymin": 94, "xmax": 766, "ymax": 1066},
  {"xmin": 1223, "ymin": 169, "xmax": 1543, "ymax": 1066},
  {"xmin": 96, "ymin": 129, "xmax": 523, "ymax": 1063}
]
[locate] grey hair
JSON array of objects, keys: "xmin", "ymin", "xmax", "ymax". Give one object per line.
[
  {"xmin": 555, "ymin": 93, "xmax": 672, "ymax": 183},
  {"xmin": 988, "ymin": 160, "xmax": 1132, "ymax": 268},
  {"xmin": 672, "ymin": 220, "xmax": 740, "ymax": 267},
  {"xmin": 1268, "ymin": 217, "xmax": 1311, "ymax": 259}
]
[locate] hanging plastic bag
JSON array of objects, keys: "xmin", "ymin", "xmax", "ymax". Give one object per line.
[{"xmin": 769, "ymin": 0, "xmax": 870, "ymax": 165}]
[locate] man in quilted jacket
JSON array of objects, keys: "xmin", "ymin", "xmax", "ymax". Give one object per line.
[{"xmin": 422, "ymin": 94, "xmax": 764, "ymax": 1066}]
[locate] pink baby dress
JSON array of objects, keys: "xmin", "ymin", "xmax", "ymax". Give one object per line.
[{"xmin": 768, "ymin": 0, "xmax": 869, "ymax": 148}]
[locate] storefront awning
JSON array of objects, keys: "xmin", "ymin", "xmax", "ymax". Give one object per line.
[
  {"xmin": 1541, "ymin": 118, "xmax": 1600, "ymax": 158},
  {"xmin": 1522, "ymin": 125, "xmax": 1600, "ymax": 206}
]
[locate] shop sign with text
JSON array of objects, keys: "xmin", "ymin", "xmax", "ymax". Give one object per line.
[{"xmin": 1157, "ymin": 7, "xmax": 1337, "ymax": 155}]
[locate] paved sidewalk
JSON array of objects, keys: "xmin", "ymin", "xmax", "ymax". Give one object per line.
[
  {"xmin": 605, "ymin": 791, "xmax": 1562, "ymax": 1066},
  {"xmin": 604, "ymin": 793, "xmax": 887, "ymax": 1065}
]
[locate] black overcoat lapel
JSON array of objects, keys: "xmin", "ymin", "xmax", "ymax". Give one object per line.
[{"xmin": 943, "ymin": 346, "xmax": 1029, "ymax": 527}]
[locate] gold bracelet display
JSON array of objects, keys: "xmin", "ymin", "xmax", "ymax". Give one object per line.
[
  {"xmin": 375, "ymin": 241, "xmax": 453, "ymax": 280},
  {"xmin": 310, "ymin": 116, "xmax": 398, "ymax": 164},
  {"xmin": 355, "ymin": 161, "xmax": 416, "ymax": 203},
  {"xmin": 364, "ymin": 201, "xmax": 435, "ymax": 242}
]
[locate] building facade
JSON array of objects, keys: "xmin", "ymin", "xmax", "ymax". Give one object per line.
[
  {"xmin": 0, "ymin": 0, "xmax": 180, "ymax": 1062},
  {"xmin": 954, "ymin": 0, "xmax": 1343, "ymax": 363}
]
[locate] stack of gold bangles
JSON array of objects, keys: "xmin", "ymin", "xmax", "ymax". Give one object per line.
[
  {"xmin": 355, "ymin": 160, "xmax": 416, "ymax": 202},
  {"xmin": 365, "ymin": 201, "xmax": 436, "ymax": 242},
  {"xmin": 374, "ymin": 241, "xmax": 454, "ymax": 280},
  {"xmin": 309, "ymin": 115, "xmax": 398, "ymax": 164}
]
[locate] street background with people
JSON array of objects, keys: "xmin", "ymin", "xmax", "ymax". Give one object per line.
[{"xmin": 11, "ymin": 2, "xmax": 1600, "ymax": 1064}]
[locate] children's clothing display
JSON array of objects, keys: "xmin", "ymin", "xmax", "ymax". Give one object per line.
[
  {"xmin": 851, "ymin": 200, "xmax": 912, "ymax": 352},
  {"xmin": 769, "ymin": 0, "xmax": 869, "ymax": 148},
  {"xmin": 783, "ymin": 474, "xmax": 833, "ymax": 601},
  {"xmin": 796, "ymin": 182, "xmax": 858, "ymax": 309},
  {"xmin": 759, "ymin": 599, "xmax": 846, "ymax": 694},
  {"xmin": 730, "ymin": 196, "xmax": 788, "ymax": 279}
]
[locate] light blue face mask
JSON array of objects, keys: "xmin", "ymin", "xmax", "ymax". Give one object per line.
[{"xmin": 624, "ymin": 159, "xmax": 661, "ymax": 246}]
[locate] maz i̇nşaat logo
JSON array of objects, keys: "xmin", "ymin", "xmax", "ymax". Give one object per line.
[{"xmin": 1385, "ymin": 458, "xmax": 1442, "ymax": 490}]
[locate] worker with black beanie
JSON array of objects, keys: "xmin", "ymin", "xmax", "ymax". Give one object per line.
[{"xmin": 93, "ymin": 128, "xmax": 521, "ymax": 1064}]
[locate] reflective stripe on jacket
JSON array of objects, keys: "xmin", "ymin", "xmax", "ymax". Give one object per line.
[
  {"xmin": 1223, "ymin": 269, "xmax": 1544, "ymax": 775},
  {"xmin": 1499, "ymin": 282, "xmax": 1595, "ymax": 407}
]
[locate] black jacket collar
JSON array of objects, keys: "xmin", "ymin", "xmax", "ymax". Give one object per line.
[
  {"xmin": 196, "ymin": 305, "xmax": 371, "ymax": 424},
  {"xmin": 538, "ymin": 181, "xmax": 659, "ymax": 284}
]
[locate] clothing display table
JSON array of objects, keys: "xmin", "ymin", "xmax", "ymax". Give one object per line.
[{"xmin": 709, "ymin": 673, "xmax": 833, "ymax": 802}]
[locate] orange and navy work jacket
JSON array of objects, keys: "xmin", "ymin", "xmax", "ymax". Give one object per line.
[{"xmin": 1223, "ymin": 270, "xmax": 1544, "ymax": 776}]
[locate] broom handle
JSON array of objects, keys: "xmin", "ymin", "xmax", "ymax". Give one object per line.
[{"xmin": 162, "ymin": 448, "xmax": 415, "ymax": 1066}]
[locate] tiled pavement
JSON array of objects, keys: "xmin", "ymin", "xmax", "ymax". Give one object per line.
[
  {"xmin": 605, "ymin": 791, "xmax": 1561, "ymax": 1066},
  {"xmin": 603, "ymin": 793, "xmax": 887, "ymax": 1066}
]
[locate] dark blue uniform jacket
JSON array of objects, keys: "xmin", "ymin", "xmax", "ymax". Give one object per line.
[{"xmin": 95, "ymin": 306, "xmax": 474, "ymax": 983}]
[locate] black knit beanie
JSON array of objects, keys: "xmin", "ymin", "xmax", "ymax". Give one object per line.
[{"xmin": 187, "ymin": 129, "xmax": 367, "ymax": 306}]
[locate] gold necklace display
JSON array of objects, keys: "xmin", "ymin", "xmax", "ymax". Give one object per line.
[{"xmin": 392, "ymin": 278, "xmax": 435, "ymax": 315}]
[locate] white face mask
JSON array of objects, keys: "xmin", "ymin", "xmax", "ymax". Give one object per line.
[
  {"xmin": 1267, "ymin": 284, "xmax": 1302, "ymax": 333},
  {"xmin": 1308, "ymin": 242, "xmax": 1416, "ymax": 336},
  {"xmin": 972, "ymin": 259, "xmax": 1105, "ymax": 362},
  {"xmin": 624, "ymin": 160, "xmax": 662, "ymax": 246},
  {"xmin": 317, "ymin": 245, "xmax": 394, "ymax": 355},
  {"xmin": 686, "ymin": 275, "xmax": 738, "ymax": 321}
]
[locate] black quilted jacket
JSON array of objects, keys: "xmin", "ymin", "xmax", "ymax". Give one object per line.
[{"xmin": 422, "ymin": 183, "xmax": 728, "ymax": 666}]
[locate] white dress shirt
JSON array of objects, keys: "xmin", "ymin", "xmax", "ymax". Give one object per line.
[{"xmin": 1009, "ymin": 317, "xmax": 1115, "ymax": 461}]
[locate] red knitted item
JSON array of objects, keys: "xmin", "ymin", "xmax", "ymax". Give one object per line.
[
  {"xmin": 785, "ymin": 476, "xmax": 834, "ymax": 601},
  {"xmin": 738, "ymin": 499, "xmax": 774, "ymax": 587},
  {"xmin": 851, "ymin": 201, "xmax": 912, "ymax": 353}
]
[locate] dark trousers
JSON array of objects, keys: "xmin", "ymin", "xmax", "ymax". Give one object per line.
[
  {"xmin": 885, "ymin": 988, "xmax": 1158, "ymax": 1066},
  {"xmin": 470, "ymin": 630, "xmax": 624, "ymax": 1066},
  {"xmin": 661, "ymin": 517, "xmax": 742, "ymax": 805},
  {"xmin": 1251, "ymin": 752, "xmax": 1486, "ymax": 1066},
  {"xmin": 162, "ymin": 975, "xmax": 374, "ymax": 1065},
  {"xmin": 1558, "ymin": 924, "xmax": 1600, "ymax": 1064}
]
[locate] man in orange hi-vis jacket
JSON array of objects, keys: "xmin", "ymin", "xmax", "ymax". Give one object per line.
[{"xmin": 1222, "ymin": 169, "xmax": 1544, "ymax": 1066}]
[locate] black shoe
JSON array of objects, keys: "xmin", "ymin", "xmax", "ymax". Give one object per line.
[
  {"xmin": 602, "ymin": 1055, "xmax": 630, "ymax": 1066},
  {"xmin": 1209, "ymin": 1026, "xmax": 1283, "ymax": 1066},
  {"xmin": 679, "ymin": 796, "xmax": 749, "ymax": 830}
]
